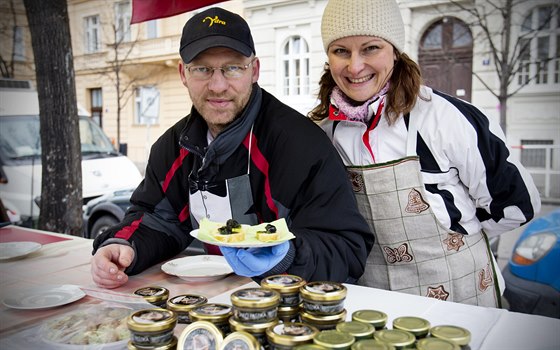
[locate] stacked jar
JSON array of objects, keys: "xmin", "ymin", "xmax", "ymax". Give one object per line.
[
  {"xmin": 299, "ymin": 281, "xmax": 347, "ymax": 331},
  {"xmin": 261, "ymin": 274, "xmax": 306, "ymax": 323},
  {"xmin": 166, "ymin": 294, "xmax": 207, "ymax": 324},
  {"xmin": 230, "ymin": 287, "xmax": 281, "ymax": 349},
  {"xmin": 134, "ymin": 286, "xmax": 170, "ymax": 308},
  {"xmin": 189, "ymin": 303, "xmax": 233, "ymax": 336},
  {"xmin": 127, "ymin": 308, "xmax": 178, "ymax": 349}
]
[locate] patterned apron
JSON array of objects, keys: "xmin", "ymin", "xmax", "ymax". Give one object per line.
[{"xmin": 347, "ymin": 116, "xmax": 501, "ymax": 307}]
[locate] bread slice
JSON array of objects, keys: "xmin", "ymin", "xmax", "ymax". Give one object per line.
[{"xmin": 256, "ymin": 231, "xmax": 278, "ymax": 242}]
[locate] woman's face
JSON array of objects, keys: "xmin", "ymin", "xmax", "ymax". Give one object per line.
[{"xmin": 327, "ymin": 36, "xmax": 396, "ymax": 103}]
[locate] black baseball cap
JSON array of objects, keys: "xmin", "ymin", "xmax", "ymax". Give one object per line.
[{"xmin": 179, "ymin": 7, "xmax": 256, "ymax": 63}]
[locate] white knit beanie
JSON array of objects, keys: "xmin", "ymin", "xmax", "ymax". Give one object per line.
[{"xmin": 321, "ymin": 0, "xmax": 405, "ymax": 53}]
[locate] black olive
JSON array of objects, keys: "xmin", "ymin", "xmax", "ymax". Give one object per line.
[
  {"xmin": 265, "ymin": 224, "xmax": 277, "ymax": 233},
  {"xmin": 226, "ymin": 219, "xmax": 241, "ymax": 228}
]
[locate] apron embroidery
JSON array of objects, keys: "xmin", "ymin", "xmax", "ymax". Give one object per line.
[
  {"xmin": 426, "ymin": 285, "xmax": 450, "ymax": 301},
  {"xmin": 347, "ymin": 171, "xmax": 364, "ymax": 193},
  {"xmin": 383, "ymin": 243, "xmax": 414, "ymax": 264},
  {"xmin": 479, "ymin": 263, "xmax": 494, "ymax": 292},
  {"xmin": 405, "ymin": 188, "xmax": 430, "ymax": 214},
  {"xmin": 442, "ymin": 232, "xmax": 465, "ymax": 252}
]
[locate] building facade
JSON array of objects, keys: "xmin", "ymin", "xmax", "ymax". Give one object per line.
[{"xmin": 1, "ymin": 0, "xmax": 558, "ymax": 199}]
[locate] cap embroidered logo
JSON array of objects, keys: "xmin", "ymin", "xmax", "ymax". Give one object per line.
[{"xmin": 203, "ymin": 15, "xmax": 226, "ymax": 27}]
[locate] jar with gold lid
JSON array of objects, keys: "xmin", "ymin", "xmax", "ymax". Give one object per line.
[
  {"xmin": 229, "ymin": 316, "xmax": 278, "ymax": 348},
  {"xmin": 219, "ymin": 330, "xmax": 261, "ymax": 350},
  {"xmin": 300, "ymin": 309, "xmax": 347, "ymax": 331},
  {"xmin": 336, "ymin": 321, "xmax": 374, "ymax": 341},
  {"xmin": 295, "ymin": 344, "xmax": 328, "ymax": 349},
  {"xmin": 278, "ymin": 305, "xmax": 300, "ymax": 323},
  {"xmin": 266, "ymin": 322, "xmax": 319, "ymax": 350},
  {"xmin": 313, "ymin": 330, "xmax": 355, "ymax": 350},
  {"xmin": 127, "ymin": 335, "xmax": 177, "ymax": 350},
  {"xmin": 230, "ymin": 287, "xmax": 280, "ymax": 323},
  {"xmin": 392, "ymin": 316, "xmax": 430, "ymax": 339},
  {"xmin": 416, "ymin": 337, "xmax": 461, "ymax": 350},
  {"xmin": 261, "ymin": 274, "xmax": 306, "ymax": 307},
  {"xmin": 134, "ymin": 286, "xmax": 169, "ymax": 308},
  {"xmin": 373, "ymin": 329, "xmax": 415, "ymax": 349},
  {"xmin": 351, "ymin": 339, "xmax": 395, "ymax": 350},
  {"xmin": 166, "ymin": 294, "xmax": 207, "ymax": 324},
  {"xmin": 351, "ymin": 310, "xmax": 388, "ymax": 330},
  {"xmin": 300, "ymin": 281, "xmax": 346, "ymax": 315},
  {"xmin": 429, "ymin": 325, "xmax": 471, "ymax": 349},
  {"xmin": 127, "ymin": 308, "xmax": 177, "ymax": 348},
  {"xmin": 189, "ymin": 303, "xmax": 233, "ymax": 336},
  {"xmin": 178, "ymin": 320, "xmax": 224, "ymax": 350}
]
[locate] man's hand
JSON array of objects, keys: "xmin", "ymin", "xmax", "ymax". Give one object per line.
[{"xmin": 91, "ymin": 244, "xmax": 134, "ymax": 289}]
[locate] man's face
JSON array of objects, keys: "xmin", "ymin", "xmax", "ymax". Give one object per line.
[{"xmin": 179, "ymin": 47, "xmax": 259, "ymax": 137}]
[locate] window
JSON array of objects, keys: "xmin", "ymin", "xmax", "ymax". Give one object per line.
[
  {"xmin": 146, "ymin": 20, "xmax": 158, "ymax": 39},
  {"xmin": 90, "ymin": 88, "xmax": 103, "ymax": 127},
  {"xmin": 517, "ymin": 4, "xmax": 560, "ymax": 86},
  {"xmin": 13, "ymin": 26, "xmax": 25, "ymax": 61},
  {"xmin": 135, "ymin": 86, "xmax": 159, "ymax": 125},
  {"xmin": 84, "ymin": 15, "xmax": 101, "ymax": 53},
  {"xmin": 521, "ymin": 140, "xmax": 554, "ymax": 168},
  {"xmin": 281, "ymin": 36, "xmax": 310, "ymax": 96},
  {"xmin": 115, "ymin": 1, "xmax": 131, "ymax": 43}
]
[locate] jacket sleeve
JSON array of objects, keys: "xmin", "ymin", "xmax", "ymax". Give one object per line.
[{"xmin": 92, "ymin": 129, "xmax": 194, "ymax": 274}]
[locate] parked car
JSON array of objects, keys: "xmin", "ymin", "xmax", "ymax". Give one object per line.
[{"xmin": 502, "ymin": 208, "xmax": 560, "ymax": 318}]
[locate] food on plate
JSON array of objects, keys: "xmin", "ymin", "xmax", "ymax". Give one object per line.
[
  {"xmin": 256, "ymin": 223, "xmax": 279, "ymax": 242},
  {"xmin": 42, "ymin": 306, "xmax": 130, "ymax": 345},
  {"xmin": 214, "ymin": 219, "xmax": 245, "ymax": 243}
]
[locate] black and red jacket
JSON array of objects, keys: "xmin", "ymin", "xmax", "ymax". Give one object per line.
[{"xmin": 93, "ymin": 84, "xmax": 373, "ymax": 283}]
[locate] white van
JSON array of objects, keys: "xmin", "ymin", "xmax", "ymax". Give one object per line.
[{"xmin": 0, "ymin": 80, "xmax": 142, "ymax": 225}]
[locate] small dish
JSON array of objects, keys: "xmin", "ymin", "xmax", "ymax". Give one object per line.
[
  {"xmin": 161, "ymin": 255, "xmax": 233, "ymax": 282},
  {"xmin": 0, "ymin": 241, "xmax": 42, "ymax": 260},
  {"xmin": 2, "ymin": 284, "xmax": 86, "ymax": 310}
]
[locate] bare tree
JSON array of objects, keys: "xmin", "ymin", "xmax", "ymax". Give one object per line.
[
  {"xmin": 448, "ymin": 0, "xmax": 558, "ymax": 133},
  {"xmin": 24, "ymin": 0, "xmax": 82, "ymax": 235}
]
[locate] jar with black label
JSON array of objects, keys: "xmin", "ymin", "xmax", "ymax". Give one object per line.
[
  {"xmin": 351, "ymin": 339, "xmax": 395, "ymax": 350},
  {"xmin": 230, "ymin": 287, "xmax": 280, "ymax": 323},
  {"xmin": 229, "ymin": 316, "xmax": 278, "ymax": 349},
  {"xmin": 373, "ymin": 329, "xmax": 415, "ymax": 350},
  {"xmin": 134, "ymin": 286, "xmax": 169, "ymax": 308},
  {"xmin": 127, "ymin": 308, "xmax": 177, "ymax": 348},
  {"xmin": 189, "ymin": 303, "xmax": 233, "ymax": 336},
  {"xmin": 166, "ymin": 294, "xmax": 207, "ymax": 324},
  {"xmin": 261, "ymin": 274, "xmax": 306, "ymax": 307},
  {"xmin": 178, "ymin": 320, "xmax": 224, "ymax": 350},
  {"xmin": 277, "ymin": 305, "xmax": 300, "ymax": 323},
  {"xmin": 266, "ymin": 322, "xmax": 319, "ymax": 350},
  {"xmin": 336, "ymin": 321, "xmax": 374, "ymax": 341},
  {"xmin": 313, "ymin": 330, "xmax": 355, "ymax": 350},
  {"xmin": 351, "ymin": 310, "xmax": 388, "ymax": 330},
  {"xmin": 416, "ymin": 337, "xmax": 460, "ymax": 350},
  {"xmin": 429, "ymin": 325, "xmax": 471, "ymax": 349},
  {"xmin": 300, "ymin": 281, "xmax": 346, "ymax": 316},
  {"xmin": 127, "ymin": 336, "xmax": 178, "ymax": 350},
  {"xmin": 392, "ymin": 316, "xmax": 430, "ymax": 339},
  {"xmin": 300, "ymin": 309, "xmax": 347, "ymax": 331}
]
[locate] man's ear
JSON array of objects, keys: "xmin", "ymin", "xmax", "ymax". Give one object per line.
[{"xmin": 178, "ymin": 61, "xmax": 188, "ymax": 86}]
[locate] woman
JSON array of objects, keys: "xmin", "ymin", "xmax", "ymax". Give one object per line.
[{"xmin": 311, "ymin": 0, "xmax": 541, "ymax": 307}]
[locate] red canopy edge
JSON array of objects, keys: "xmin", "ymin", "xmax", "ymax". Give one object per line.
[{"xmin": 131, "ymin": 0, "xmax": 229, "ymax": 24}]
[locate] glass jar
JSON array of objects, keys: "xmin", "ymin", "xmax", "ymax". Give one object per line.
[
  {"xmin": 177, "ymin": 320, "xmax": 224, "ymax": 350},
  {"xmin": 351, "ymin": 339, "xmax": 396, "ymax": 350},
  {"xmin": 266, "ymin": 322, "xmax": 319, "ymax": 350},
  {"xmin": 336, "ymin": 321, "xmax": 374, "ymax": 341},
  {"xmin": 166, "ymin": 294, "xmax": 207, "ymax": 324},
  {"xmin": 277, "ymin": 305, "xmax": 300, "ymax": 323},
  {"xmin": 134, "ymin": 286, "xmax": 169, "ymax": 308},
  {"xmin": 351, "ymin": 310, "xmax": 388, "ymax": 330},
  {"xmin": 230, "ymin": 287, "xmax": 280, "ymax": 323},
  {"xmin": 416, "ymin": 337, "xmax": 461, "ymax": 350},
  {"xmin": 229, "ymin": 315, "xmax": 278, "ymax": 349},
  {"xmin": 300, "ymin": 281, "xmax": 346, "ymax": 315},
  {"xmin": 127, "ymin": 336, "xmax": 177, "ymax": 350},
  {"xmin": 392, "ymin": 316, "xmax": 430, "ymax": 339},
  {"xmin": 261, "ymin": 274, "xmax": 306, "ymax": 307},
  {"xmin": 127, "ymin": 308, "xmax": 177, "ymax": 348},
  {"xmin": 220, "ymin": 330, "xmax": 261, "ymax": 350},
  {"xmin": 429, "ymin": 325, "xmax": 471, "ymax": 349},
  {"xmin": 313, "ymin": 330, "xmax": 355, "ymax": 350},
  {"xmin": 300, "ymin": 309, "xmax": 347, "ymax": 331},
  {"xmin": 189, "ymin": 303, "xmax": 233, "ymax": 336},
  {"xmin": 373, "ymin": 329, "xmax": 415, "ymax": 350}
]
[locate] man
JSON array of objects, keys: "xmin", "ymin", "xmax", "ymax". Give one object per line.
[{"xmin": 90, "ymin": 7, "xmax": 373, "ymax": 289}]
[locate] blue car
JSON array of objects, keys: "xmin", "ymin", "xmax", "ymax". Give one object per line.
[{"xmin": 502, "ymin": 208, "xmax": 560, "ymax": 318}]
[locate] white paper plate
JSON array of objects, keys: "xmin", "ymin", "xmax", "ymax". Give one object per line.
[
  {"xmin": 161, "ymin": 255, "xmax": 233, "ymax": 282},
  {"xmin": 190, "ymin": 229, "xmax": 292, "ymax": 248},
  {"xmin": 2, "ymin": 285, "xmax": 86, "ymax": 310},
  {"xmin": 0, "ymin": 241, "xmax": 42, "ymax": 260}
]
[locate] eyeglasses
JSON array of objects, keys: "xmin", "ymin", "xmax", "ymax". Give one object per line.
[{"xmin": 186, "ymin": 58, "xmax": 256, "ymax": 80}]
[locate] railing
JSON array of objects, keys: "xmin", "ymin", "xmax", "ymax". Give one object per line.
[{"xmin": 510, "ymin": 144, "xmax": 560, "ymax": 202}]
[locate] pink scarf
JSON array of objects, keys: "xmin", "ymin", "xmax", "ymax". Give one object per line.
[{"xmin": 331, "ymin": 83, "xmax": 389, "ymax": 123}]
